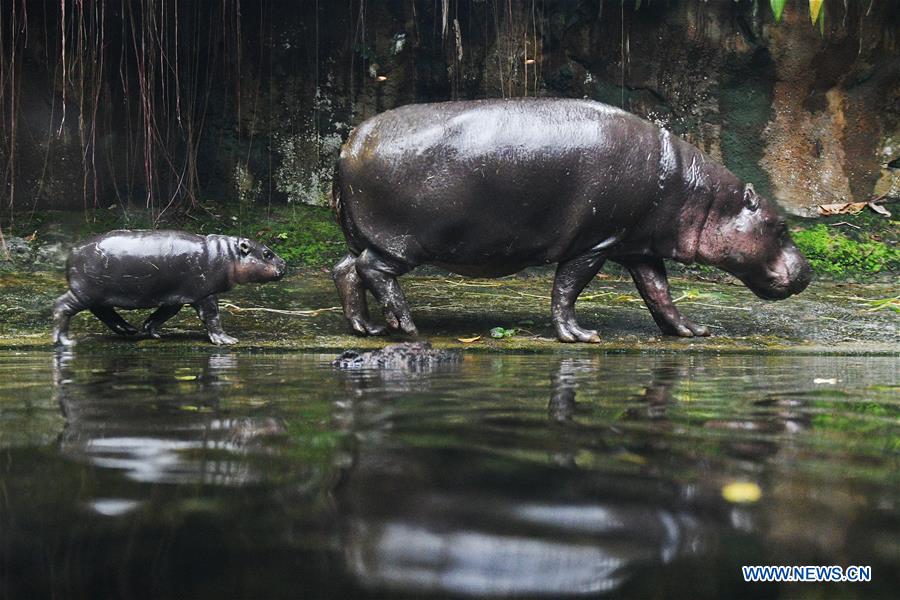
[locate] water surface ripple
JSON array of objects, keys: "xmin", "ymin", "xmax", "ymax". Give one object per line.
[{"xmin": 0, "ymin": 350, "xmax": 897, "ymax": 599}]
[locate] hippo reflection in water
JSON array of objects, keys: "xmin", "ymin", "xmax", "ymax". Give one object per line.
[
  {"xmin": 333, "ymin": 357, "xmax": 717, "ymax": 596},
  {"xmin": 332, "ymin": 98, "xmax": 812, "ymax": 341},
  {"xmin": 53, "ymin": 352, "xmax": 286, "ymax": 487}
]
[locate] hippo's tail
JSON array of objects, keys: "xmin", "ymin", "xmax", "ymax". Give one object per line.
[
  {"xmin": 330, "ymin": 160, "xmax": 344, "ymax": 224},
  {"xmin": 330, "ymin": 158, "xmax": 363, "ymax": 255}
]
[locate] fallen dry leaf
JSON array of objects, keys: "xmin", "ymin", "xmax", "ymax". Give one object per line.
[
  {"xmin": 868, "ymin": 202, "xmax": 892, "ymax": 217},
  {"xmin": 818, "ymin": 195, "xmax": 893, "ymax": 218},
  {"xmin": 818, "ymin": 202, "xmax": 867, "ymax": 216},
  {"xmin": 457, "ymin": 335, "xmax": 481, "ymax": 343}
]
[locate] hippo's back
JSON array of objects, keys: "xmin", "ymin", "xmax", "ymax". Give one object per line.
[
  {"xmin": 67, "ymin": 230, "xmax": 214, "ymax": 308},
  {"xmin": 336, "ymin": 98, "xmax": 672, "ymax": 269}
]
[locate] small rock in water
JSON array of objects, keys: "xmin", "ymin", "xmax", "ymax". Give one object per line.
[{"xmin": 332, "ymin": 341, "xmax": 459, "ymax": 370}]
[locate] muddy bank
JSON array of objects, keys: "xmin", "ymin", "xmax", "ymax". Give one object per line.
[{"xmin": 0, "ymin": 271, "xmax": 896, "ymax": 354}]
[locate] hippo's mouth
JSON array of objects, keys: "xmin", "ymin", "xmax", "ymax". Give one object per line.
[
  {"xmin": 741, "ymin": 269, "xmax": 810, "ymax": 300},
  {"xmin": 748, "ymin": 284, "xmax": 792, "ymax": 301}
]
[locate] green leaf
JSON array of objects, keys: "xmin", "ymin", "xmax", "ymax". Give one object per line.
[
  {"xmin": 809, "ymin": 0, "xmax": 823, "ymax": 25},
  {"xmin": 770, "ymin": 0, "xmax": 787, "ymax": 23},
  {"xmin": 489, "ymin": 327, "xmax": 516, "ymax": 339}
]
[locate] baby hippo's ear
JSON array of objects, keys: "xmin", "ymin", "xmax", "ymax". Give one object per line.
[
  {"xmin": 239, "ymin": 239, "xmax": 252, "ymax": 255},
  {"xmin": 743, "ymin": 183, "xmax": 759, "ymax": 211}
]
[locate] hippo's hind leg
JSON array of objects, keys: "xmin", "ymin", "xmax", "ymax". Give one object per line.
[
  {"xmin": 141, "ymin": 305, "xmax": 183, "ymax": 338},
  {"xmin": 192, "ymin": 295, "xmax": 237, "ymax": 345},
  {"xmin": 551, "ymin": 251, "xmax": 606, "ymax": 343},
  {"xmin": 355, "ymin": 248, "xmax": 417, "ymax": 335},
  {"xmin": 90, "ymin": 307, "xmax": 138, "ymax": 336},
  {"xmin": 615, "ymin": 257, "xmax": 710, "ymax": 337},
  {"xmin": 52, "ymin": 291, "xmax": 87, "ymax": 346},
  {"xmin": 332, "ymin": 253, "xmax": 385, "ymax": 336}
]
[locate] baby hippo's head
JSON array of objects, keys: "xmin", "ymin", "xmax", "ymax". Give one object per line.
[{"xmin": 232, "ymin": 238, "xmax": 287, "ymax": 284}]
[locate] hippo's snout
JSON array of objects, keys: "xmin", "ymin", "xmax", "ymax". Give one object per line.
[
  {"xmin": 783, "ymin": 249, "xmax": 813, "ymax": 295},
  {"xmin": 746, "ymin": 246, "xmax": 812, "ymax": 300},
  {"xmin": 273, "ymin": 259, "xmax": 287, "ymax": 280}
]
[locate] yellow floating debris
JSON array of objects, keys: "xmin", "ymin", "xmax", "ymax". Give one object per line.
[{"xmin": 722, "ymin": 481, "xmax": 762, "ymax": 504}]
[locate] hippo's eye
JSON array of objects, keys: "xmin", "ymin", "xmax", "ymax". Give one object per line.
[{"xmin": 263, "ymin": 250, "xmax": 274, "ymax": 260}]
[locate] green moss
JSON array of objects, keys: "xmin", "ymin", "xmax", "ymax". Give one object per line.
[
  {"xmin": 793, "ymin": 224, "xmax": 900, "ymax": 277},
  {"xmin": 212, "ymin": 204, "xmax": 345, "ymax": 267}
]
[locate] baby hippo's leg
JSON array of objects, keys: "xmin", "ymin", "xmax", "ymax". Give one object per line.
[
  {"xmin": 142, "ymin": 305, "xmax": 183, "ymax": 338},
  {"xmin": 616, "ymin": 257, "xmax": 710, "ymax": 337},
  {"xmin": 90, "ymin": 307, "xmax": 138, "ymax": 336},
  {"xmin": 192, "ymin": 295, "xmax": 237, "ymax": 345},
  {"xmin": 332, "ymin": 253, "xmax": 385, "ymax": 336},
  {"xmin": 551, "ymin": 251, "xmax": 606, "ymax": 343},
  {"xmin": 52, "ymin": 291, "xmax": 87, "ymax": 346}
]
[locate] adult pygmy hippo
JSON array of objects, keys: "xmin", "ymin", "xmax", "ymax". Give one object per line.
[
  {"xmin": 332, "ymin": 98, "xmax": 812, "ymax": 342},
  {"xmin": 52, "ymin": 230, "xmax": 286, "ymax": 346}
]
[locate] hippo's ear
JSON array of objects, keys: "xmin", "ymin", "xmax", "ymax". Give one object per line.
[
  {"xmin": 239, "ymin": 239, "xmax": 252, "ymax": 255},
  {"xmin": 743, "ymin": 183, "xmax": 759, "ymax": 211}
]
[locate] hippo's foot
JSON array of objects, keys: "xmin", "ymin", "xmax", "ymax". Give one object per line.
[
  {"xmin": 555, "ymin": 320, "xmax": 601, "ymax": 344},
  {"xmin": 349, "ymin": 317, "xmax": 386, "ymax": 336},
  {"xmin": 52, "ymin": 291, "xmax": 85, "ymax": 348},
  {"xmin": 334, "ymin": 253, "xmax": 391, "ymax": 336},
  {"xmin": 659, "ymin": 317, "xmax": 710, "ymax": 338},
  {"xmin": 382, "ymin": 306, "xmax": 418, "ymax": 336},
  {"xmin": 208, "ymin": 331, "xmax": 239, "ymax": 345},
  {"xmin": 617, "ymin": 257, "xmax": 711, "ymax": 339},
  {"xmin": 192, "ymin": 297, "xmax": 238, "ymax": 345},
  {"xmin": 52, "ymin": 329, "xmax": 75, "ymax": 347},
  {"xmin": 355, "ymin": 248, "xmax": 418, "ymax": 336},
  {"xmin": 552, "ymin": 251, "xmax": 607, "ymax": 344},
  {"xmin": 141, "ymin": 305, "xmax": 183, "ymax": 340}
]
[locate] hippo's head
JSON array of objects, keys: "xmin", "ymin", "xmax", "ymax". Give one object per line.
[
  {"xmin": 232, "ymin": 238, "xmax": 287, "ymax": 284},
  {"xmin": 697, "ymin": 183, "xmax": 812, "ymax": 300}
]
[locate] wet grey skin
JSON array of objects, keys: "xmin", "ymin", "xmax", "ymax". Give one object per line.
[
  {"xmin": 51, "ymin": 230, "xmax": 286, "ymax": 346},
  {"xmin": 332, "ymin": 97, "xmax": 812, "ymax": 342}
]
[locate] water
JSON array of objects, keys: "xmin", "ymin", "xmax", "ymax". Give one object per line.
[{"xmin": 1, "ymin": 349, "xmax": 898, "ymax": 599}]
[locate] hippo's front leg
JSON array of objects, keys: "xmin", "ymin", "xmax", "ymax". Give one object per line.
[
  {"xmin": 192, "ymin": 295, "xmax": 238, "ymax": 345},
  {"xmin": 616, "ymin": 257, "xmax": 710, "ymax": 337},
  {"xmin": 551, "ymin": 251, "xmax": 605, "ymax": 343}
]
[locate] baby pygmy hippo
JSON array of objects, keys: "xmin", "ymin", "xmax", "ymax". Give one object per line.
[{"xmin": 52, "ymin": 230, "xmax": 286, "ymax": 346}]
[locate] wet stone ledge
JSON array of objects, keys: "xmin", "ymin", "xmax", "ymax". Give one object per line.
[{"xmin": 0, "ymin": 271, "xmax": 896, "ymax": 355}]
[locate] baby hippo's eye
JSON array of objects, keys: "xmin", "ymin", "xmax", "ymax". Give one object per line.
[{"xmin": 263, "ymin": 250, "xmax": 274, "ymax": 260}]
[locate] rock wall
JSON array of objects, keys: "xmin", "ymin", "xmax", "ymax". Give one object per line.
[{"xmin": 1, "ymin": 0, "xmax": 898, "ymax": 216}]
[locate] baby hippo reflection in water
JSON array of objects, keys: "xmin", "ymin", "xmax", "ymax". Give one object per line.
[{"xmin": 53, "ymin": 352, "xmax": 286, "ymax": 489}]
